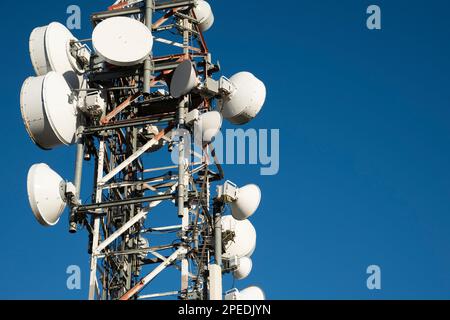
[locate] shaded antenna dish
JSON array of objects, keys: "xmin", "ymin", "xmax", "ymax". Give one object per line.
[
  {"xmin": 29, "ymin": 22, "xmax": 87, "ymax": 88},
  {"xmin": 221, "ymin": 72, "xmax": 267, "ymax": 125},
  {"xmin": 20, "ymin": 72, "xmax": 78, "ymax": 150},
  {"xmin": 170, "ymin": 60, "xmax": 198, "ymax": 98},
  {"xmin": 92, "ymin": 17, "xmax": 153, "ymax": 66},
  {"xmin": 194, "ymin": 111, "xmax": 223, "ymax": 146},
  {"xmin": 193, "ymin": 0, "xmax": 215, "ymax": 32},
  {"xmin": 230, "ymin": 184, "xmax": 262, "ymax": 221},
  {"xmin": 222, "ymin": 215, "xmax": 257, "ymax": 259},
  {"xmin": 27, "ymin": 163, "xmax": 67, "ymax": 227}
]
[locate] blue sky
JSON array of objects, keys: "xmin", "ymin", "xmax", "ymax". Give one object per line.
[{"xmin": 1, "ymin": 0, "xmax": 450, "ymax": 300}]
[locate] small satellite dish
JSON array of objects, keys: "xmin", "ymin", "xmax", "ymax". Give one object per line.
[
  {"xmin": 193, "ymin": 0, "xmax": 215, "ymax": 32},
  {"xmin": 194, "ymin": 111, "xmax": 223, "ymax": 146},
  {"xmin": 92, "ymin": 17, "xmax": 153, "ymax": 66},
  {"xmin": 230, "ymin": 184, "xmax": 262, "ymax": 221},
  {"xmin": 221, "ymin": 72, "xmax": 267, "ymax": 125},
  {"xmin": 20, "ymin": 72, "xmax": 78, "ymax": 150},
  {"xmin": 222, "ymin": 215, "xmax": 257, "ymax": 260},
  {"xmin": 27, "ymin": 164, "xmax": 67, "ymax": 227},
  {"xmin": 170, "ymin": 60, "xmax": 198, "ymax": 98},
  {"xmin": 225, "ymin": 287, "xmax": 266, "ymax": 301},
  {"xmin": 233, "ymin": 257, "xmax": 253, "ymax": 280},
  {"xmin": 29, "ymin": 22, "xmax": 87, "ymax": 88}
]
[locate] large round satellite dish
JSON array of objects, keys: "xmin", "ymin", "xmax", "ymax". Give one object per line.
[
  {"xmin": 193, "ymin": 0, "xmax": 215, "ymax": 32},
  {"xmin": 27, "ymin": 163, "xmax": 67, "ymax": 227},
  {"xmin": 170, "ymin": 60, "xmax": 198, "ymax": 98},
  {"xmin": 231, "ymin": 184, "xmax": 261, "ymax": 221},
  {"xmin": 20, "ymin": 72, "xmax": 78, "ymax": 150},
  {"xmin": 194, "ymin": 111, "xmax": 223, "ymax": 146},
  {"xmin": 29, "ymin": 22, "xmax": 86, "ymax": 88},
  {"xmin": 234, "ymin": 257, "xmax": 253, "ymax": 280},
  {"xmin": 92, "ymin": 17, "xmax": 153, "ymax": 66},
  {"xmin": 222, "ymin": 215, "xmax": 257, "ymax": 259},
  {"xmin": 221, "ymin": 72, "xmax": 267, "ymax": 125}
]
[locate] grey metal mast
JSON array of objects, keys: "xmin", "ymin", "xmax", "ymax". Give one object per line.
[{"xmin": 70, "ymin": 0, "xmax": 226, "ymax": 301}]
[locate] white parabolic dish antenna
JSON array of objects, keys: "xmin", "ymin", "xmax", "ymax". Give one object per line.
[
  {"xmin": 29, "ymin": 22, "xmax": 86, "ymax": 88},
  {"xmin": 20, "ymin": 72, "xmax": 78, "ymax": 150},
  {"xmin": 27, "ymin": 163, "xmax": 66, "ymax": 227},
  {"xmin": 221, "ymin": 72, "xmax": 267, "ymax": 125},
  {"xmin": 222, "ymin": 215, "xmax": 257, "ymax": 259},
  {"xmin": 92, "ymin": 17, "xmax": 153, "ymax": 66},
  {"xmin": 171, "ymin": 60, "xmax": 198, "ymax": 98},
  {"xmin": 231, "ymin": 184, "xmax": 262, "ymax": 221},
  {"xmin": 193, "ymin": 0, "xmax": 215, "ymax": 32},
  {"xmin": 233, "ymin": 257, "xmax": 253, "ymax": 280},
  {"xmin": 194, "ymin": 111, "xmax": 223, "ymax": 146}
]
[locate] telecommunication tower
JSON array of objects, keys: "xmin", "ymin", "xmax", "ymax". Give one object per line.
[{"xmin": 21, "ymin": 0, "xmax": 267, "ymax": 301}]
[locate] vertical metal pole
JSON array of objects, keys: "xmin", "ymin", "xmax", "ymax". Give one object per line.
[
  {"xmin": 143, "ymin": 0, "xmax": 153, "ymax": 93},
  {"xmin": 89, "ymin": 140, "xmax": 106, "ymax": 300},
  {"xmin": 74, "ymin": 142, "xmax": 84, "ymax": 197},
  {"xmin": 214, "ymin": 213, "xmax": 222, "ymax": 268},
  {"xmin": 178, "ymin": 96, "xmax": 189, "ymax": 295},
  {"xmin": 179, "ymin": 16, "xmax": 191, "ymax": 296},
  {"xmin": 210, "ymin": 201, "xmax": 223, "ymax": 300},
  {"xmin": 70, "ymin": 134, "xmax": 84, "ymax": 233},
  {"xmin": 181, "ymin": 208, "xmax": 189, "ymax": 295}
]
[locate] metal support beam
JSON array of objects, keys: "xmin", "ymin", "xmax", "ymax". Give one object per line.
[
  {"xmin": 143, "ymin": 0, "xmax": 154, "ymax": 93},
  {"xmin": 93, "ymin": 185, "xmax": 177, "ymax": 255},
  {"xmin": 89, "ymin": 140, "xmax": 105, "ymax": 300},
  {"xmin": 138, "ymin": 291, "xmax": 180, "ymax": 300},
  {"xmin": 77, "ymin": 193, "xmax": 176, "ymax": 212},
  {"xmin": 120, "ymin": 247, "xmax": 187, "ymax": 300},
  {"xmin": 99, "ymin": 126, "xmax": 174, "ymax": 185},
  {"xmin": 70, "ymin": 135, "xmax": 84, "ymax": 233}
]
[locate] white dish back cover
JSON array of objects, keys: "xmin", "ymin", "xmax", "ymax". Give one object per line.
[
  {"xmin": 27, "ymin": 163, "xmax": 66, "ymax": 227},
  {"xmin": 92, "ymin": 17, "xmax": 153, "ymax": 66}
]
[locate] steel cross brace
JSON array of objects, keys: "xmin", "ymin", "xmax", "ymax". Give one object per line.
[
  {"xmin": 119, "ymin": 246, "xmax": 188, "ymax": 300},
  {"xmin": 99, "ymin": 125, "xmax": 174, "ymax": 185},
  {"xmin": 93, "ymin": 184, "xmax": 178, "ymax": 256}
]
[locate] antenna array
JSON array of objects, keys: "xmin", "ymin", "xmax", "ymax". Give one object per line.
[{"xmin": 21, "ymin": 0, "xmax": 267, "ymax": 301}]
